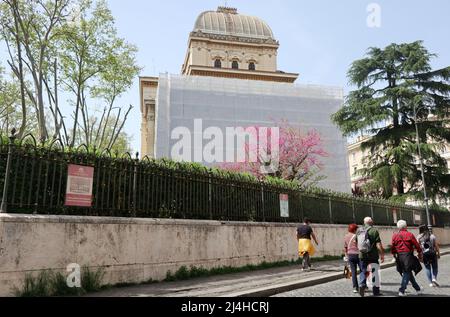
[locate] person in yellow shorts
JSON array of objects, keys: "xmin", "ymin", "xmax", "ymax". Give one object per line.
[{"xmin": 297, "ymin": 218, "xmax": 319, "ymax": 271}]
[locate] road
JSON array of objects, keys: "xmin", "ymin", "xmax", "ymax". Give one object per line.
[{"xmin": 274, "ymin": 255, "xmax": 450, "ymax": 297}]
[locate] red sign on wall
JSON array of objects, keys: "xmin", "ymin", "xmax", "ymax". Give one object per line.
[{"xmin": 65, "ymin": 164, "xmax": 94, "ymax": 207}]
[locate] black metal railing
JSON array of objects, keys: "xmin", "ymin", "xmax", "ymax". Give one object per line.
[{"xmin": 1, "ymin": 132, "xmax": 450, "ymax": 227}]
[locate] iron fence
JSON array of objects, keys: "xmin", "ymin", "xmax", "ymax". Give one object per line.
[{"xmin": 1, "ymin": 133, "xmax": 450, "ymax": 227}]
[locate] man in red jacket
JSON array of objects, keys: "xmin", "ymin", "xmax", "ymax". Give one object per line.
[{"xmin": 391, "ymin": 220, "xmax": 423, "ymax": 297}]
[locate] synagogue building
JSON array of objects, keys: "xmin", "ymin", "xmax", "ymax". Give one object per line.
[{"xmin": 140, "ymin": 7, "xmax": 351, "ymax": 193}]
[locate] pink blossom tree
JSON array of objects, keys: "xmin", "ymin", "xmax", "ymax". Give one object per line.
[{"xmin": 221, "ymin": 121, "xmax": 328, "ymax": 187}]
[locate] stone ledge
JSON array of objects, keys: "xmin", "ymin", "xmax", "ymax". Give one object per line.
[{"xmin": 0, "ymin": 213, "xmax": 403, "ymax": 230}]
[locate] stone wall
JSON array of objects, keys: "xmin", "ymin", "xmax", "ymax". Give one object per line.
[{"xmin": 1, "ymin": 213, "xmax": 449, "ymax": 296}]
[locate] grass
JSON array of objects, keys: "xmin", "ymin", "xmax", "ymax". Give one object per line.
[
  {"xmin": 13, "ymin": 255, "xmax": 343, "ymax": 295},
  {"xmin": 13, "ymin": 267, "xmax": 105, "ymax": 297},
  {"xmin": 16, "ymin": 270, "xmax": 53, "ymax": 297},
  {"xmin": 164, "ymin": 255, "xmax": 343, "ymax": 282},
  {"xmin": 81, "ymin": 267, "xmax": 105, "ymax": 293}
]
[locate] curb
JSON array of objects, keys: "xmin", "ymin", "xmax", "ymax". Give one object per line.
[{"xmin": 225, "ymin": 250, "xmax": 450, "ymax": 298}]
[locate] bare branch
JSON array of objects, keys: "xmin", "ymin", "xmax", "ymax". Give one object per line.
[
  {"xmin": 93, "ymin": 107, "xmax": 107, "ymax": 147},
  {"xmin": 109, "ymin": 105, "xmax": 133, "ymax": 150}
]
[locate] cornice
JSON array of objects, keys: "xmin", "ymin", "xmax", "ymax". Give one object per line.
[{"xmin": 190, "ymin": 31, "xmax": 279, "ymax": 46}]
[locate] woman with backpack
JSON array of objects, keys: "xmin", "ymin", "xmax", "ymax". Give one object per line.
[
  {"xmin": 344, "ymin": 224, "xmax": 362, "ymax": 293},
  {"xmin": 417, "ymin": 225, "xmax": 441, "ymax": 288}
]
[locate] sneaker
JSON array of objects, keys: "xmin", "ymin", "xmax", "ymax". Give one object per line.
[
  {"xmin": 353, "ymin": 288, "xmax": 358, "ymax": 294},
  {"xmin": 398, "ymin": 292, "xmax": 407, "ymax": 297},
  {"xmin": 359, "ymin": 287, "xmax": 366, "ymax": 297},
  {"xmin": 416, "ymin": 288, "xmax": 424, "ymax": 295},
  {"xmin": 432, "ymin": 279, "xmax": 440, "ymax": 287},
  {"xmin": 429, "ymin": 283, "xmax": 435, "ymax": 288}
]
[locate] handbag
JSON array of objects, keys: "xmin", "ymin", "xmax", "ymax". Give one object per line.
[
  {"xmin": 412, "ymin": 255, "xmax": 423, "ymax": 275},
  {"xmin": 344, "ymin": 264, "xmax": 352, "ymax": 279}
]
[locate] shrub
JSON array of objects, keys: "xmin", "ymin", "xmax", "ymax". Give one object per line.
[
  {"xmin": 14, "ymin": 271, "xmax": 53, "ymax": 297},
  {"xmin": 13, "ymin": 267, "xmax": 104, "ymax": 297}
]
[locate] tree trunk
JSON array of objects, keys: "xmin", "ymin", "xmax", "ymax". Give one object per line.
[
  {"xmin": 13, "ymin": 9, "xmax": 27, "ymax": 139},
  {"xmin": 36, "ymin": 74, "xmax": 48, "ymax": 143},
  {"xmin": 390, "ymin": 76, "xmax": 405, "ymax": 195}
]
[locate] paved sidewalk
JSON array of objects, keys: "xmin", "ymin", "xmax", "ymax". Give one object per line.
[
  {"xmin": 87, "ymin": 247, "xmax": 450, "ymax": 297},
  {"xmin": 87, "ymin": 259, "xmax": 345, "ymax": 297},
  {"xmin": 276, "ymin": 253, "xmax": 450, "ymax": 297}
]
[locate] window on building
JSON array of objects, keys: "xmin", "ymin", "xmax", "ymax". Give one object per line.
[
  {"xmin": 232, "ymin": 60, "xmax": 239, "ymax": 69},
  {"xmin": 353, "ymin": 166, "xmax": 358, "ymax": 175},
  {"xmin": 214, "ymin": 59, "xmax": 222, "ymax": 68},
  {"xmin": 249, "ymin": 62, "xmax": 256, "ymax": 71}
]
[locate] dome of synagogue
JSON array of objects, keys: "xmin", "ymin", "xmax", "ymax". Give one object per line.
[{"xmin": 193, "ymin": 7, "xmax": 275, "ymax": 40}]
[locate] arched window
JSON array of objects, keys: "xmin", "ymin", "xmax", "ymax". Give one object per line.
[
  {"xmin": 232, "ymin": 60, "xmax": 239, "ymax": 69},
  {"xmin": 248, "ymin": 62, "xmax": 256, "ymax": 71},
  {"xmin": 214, "ymin": 59, "xmax": 222, "ymax": 68}
]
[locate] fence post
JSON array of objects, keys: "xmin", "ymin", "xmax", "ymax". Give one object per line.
[
  {"xmin": 261, "ymin": 184, "xmax": 265, "ymax": 222},
  {"xmin": 0, "ymin": 129, "xmax": 16, "ymax": 213},
  {"xmin": 386, "ymin": 206, "xmax": 389, "ymax": 225},
  {"xmin": 352, "ymin": 200, "xmax": 356, "ymax": 223},
  {"xmin": 208, "ymin": 174, "xmax": 213, "ymax": 220},
  {"xmin": 371, "ymin": 202, "xmax": 374, "ymax": 220},
  {"xmin": 329, "ymin": 197, "xmax": 333, "ymax": 224},
  {"xmin": 132, "ymin": 152, "xmax": 139, "ymax": 217},
  {"xmin": 299, "ymin": 194, "xmax": 304, "ymax": 222}
]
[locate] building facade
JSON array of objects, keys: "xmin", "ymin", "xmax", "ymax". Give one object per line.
[
  {"xmin": 348, "ymin": 136, "xmax": 450, "ymax": 208},
  {"xmin": 140, "ymin": 7, "xmax": 351, "ymax": 193},
  {"xmin": 181, "ymin": 7, "xmax": 298, "ymax": 83},
  {"xmin": 141, "ymin": 6, "xmax": 299, "ymax": 158},
  {"xmin": 348, "ymin": 136, "xmax": 371, "ymax": 191}
]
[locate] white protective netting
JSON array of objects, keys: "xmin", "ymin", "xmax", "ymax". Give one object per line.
[{"xmin": 155, "ymin": 73, "xmax": 351, "ymax": 193}]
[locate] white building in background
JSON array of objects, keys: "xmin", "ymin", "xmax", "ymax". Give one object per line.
[
  {"xmin": 348, "ymin": 135, "xmax": 450, "ymax": 209},
  {"xmin": 140, "ymin": 6, "xmax": 351, "ymax": 193}
]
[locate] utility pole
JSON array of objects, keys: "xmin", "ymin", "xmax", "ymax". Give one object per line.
[{"xmin": 413, "ymin": 104, "xmax": 432, "ymax": 230}]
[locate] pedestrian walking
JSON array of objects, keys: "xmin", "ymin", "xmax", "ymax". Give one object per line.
[
  {"xmin": 297, "ymin": 218, "xmax": 319, "ymax": 271},
  {"xmin": 357, "ymin": 217, "xmax": 385, "ymax": 297},
  {"xmin": 391, "ymin": 220, "xmax": 423, "ymax": 297},
  {"xmin": 417, "ymin": 225, "xmax": 441, "ymax": 288},
  {"xmin": 344, "ymin": 224, "xmax": 362, "ymax": 293}
]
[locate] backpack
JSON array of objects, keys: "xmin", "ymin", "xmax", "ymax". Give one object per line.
[
  {"xmin": 420, "ymin": 233, "xmax": 435, "ymax": 255},
  {"xmin": 357, "ymin": 227, "xmax": 373, "ymax": 254}
]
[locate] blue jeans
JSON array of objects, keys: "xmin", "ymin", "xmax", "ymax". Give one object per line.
[
  {"xmin": 348, "ymin": 254, "xmax": 362, "ymax": 289},
  {"xmin": 359, "ymin": 260, "xmax": 380, "ymax": 295},
  {"xmin": 400, "ymin": 271, "xmax": 421, "ymax": 294},
  {"xmin": 424, "ymin": 255, "xmax": 438, "ymax": 283}
]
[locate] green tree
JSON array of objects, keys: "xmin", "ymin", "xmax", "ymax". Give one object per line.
[
  {"xmin": 0, "ymin": 67, "xmax": 20, "ymax": 133},
  {"xmin": 332, "ymin": 41, "xmax": 450, "ymax": 203},
  {"xmin": 0, "ymin": 66, "xmax": 36, "ymax": 135},
  {"xmin": 59, "ymin": 0, "xmax": 140, "ymax": 149},
  {"xmin": 0, "ymin": 0, "xmax": 72, "ymax": 142},
  {"xmin": 0, "ymin": 0, "xmax": 140, "ymax": 152}
]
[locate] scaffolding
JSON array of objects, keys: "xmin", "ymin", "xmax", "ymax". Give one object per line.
[{"xmin": 155, "ymin": 73, "xmax": 351, "ymax": 193}]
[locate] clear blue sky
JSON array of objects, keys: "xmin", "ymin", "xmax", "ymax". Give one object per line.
[{"xmin": 3, "ymin": 1, "xmax": 450, "ymax": 153}]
